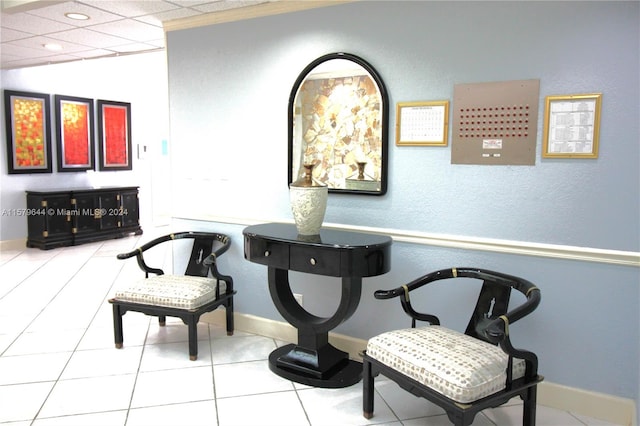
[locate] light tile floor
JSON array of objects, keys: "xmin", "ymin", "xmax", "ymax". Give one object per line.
[{"xmin": 0, "ymin": 233, "xmax": 620, "ymax": 425}]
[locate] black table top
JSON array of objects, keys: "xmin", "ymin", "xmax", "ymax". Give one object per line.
[
  {"xmin": 26, "ymin": 186, "xmax": 139, "ymax": 194},
  {"xmin": 243, "ymin": 223, "xmax": 392, "ymax": 250}
]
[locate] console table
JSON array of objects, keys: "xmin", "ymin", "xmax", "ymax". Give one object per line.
[{"xmin": 243, "ymin": 223, "xmax": 392, "ymax": 388}]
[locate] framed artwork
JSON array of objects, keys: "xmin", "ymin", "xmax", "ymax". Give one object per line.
[
  {"xmin": 97, "ymin": 99, "xmax": 132, "ymax": 171},
  {"xmin": 4, "ymin": 90, "xmax": 52, "ymax": 174},
  {"xmin": 396, "ymin": 100, "xmax": 449, "ymax": 146},
  {"xmin": 542, "ymin": 93, "xmax": 602, "ymax": 159},
  {"xmin": 54, "ymin": 95, "xmax": 95, "ymax": 172}
]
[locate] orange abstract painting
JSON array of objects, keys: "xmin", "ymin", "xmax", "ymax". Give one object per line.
[
  {"xmin": 61, "ymin": 101, "xmax": 90, "ymax": 166},
  {"xmin": 5, "ymin": 90, "xmax": 51, "ymax": 174}
]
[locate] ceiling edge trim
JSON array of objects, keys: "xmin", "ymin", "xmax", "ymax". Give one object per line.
[{"xmin": 162, "ymin": 0, "xmax": 354, "ymax": 32}]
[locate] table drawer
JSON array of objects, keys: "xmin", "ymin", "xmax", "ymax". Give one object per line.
[
  {"xmin": 244, "ymin": 236, "xmax": 289, "ymax": 269},
  {"xmin": 290, "ymin": 246, "xmax": 341, "ymax": 276}
]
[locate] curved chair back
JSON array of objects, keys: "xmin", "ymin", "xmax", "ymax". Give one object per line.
[{"xmin": 375, "ymin": 267, "xmax": 540, "ymax": 345}]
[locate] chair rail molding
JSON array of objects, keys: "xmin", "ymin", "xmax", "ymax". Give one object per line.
[{"xmin": 173, "ymin": 213, "xmax": 640, "ymax": 268}]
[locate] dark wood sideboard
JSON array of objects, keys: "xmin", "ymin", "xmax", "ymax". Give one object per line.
[{"xmin": 25, "ymin": 186, "xmax": 143, "ymax": 249}]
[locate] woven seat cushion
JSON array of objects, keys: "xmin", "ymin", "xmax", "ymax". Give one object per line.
[
  {"xmin": 367, "ymin": 325, "xmax": 525, "ymax": 403},
  {"xmin": 114, "ymin": 275, "xmax": 226, "ymax": 310}
]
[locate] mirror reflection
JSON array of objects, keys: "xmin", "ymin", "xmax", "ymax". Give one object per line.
[{"xmin": 288, "ymin": 53, "xmax": 388, "ymax": 195}]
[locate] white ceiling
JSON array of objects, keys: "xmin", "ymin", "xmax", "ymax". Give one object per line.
[{"xmin": 0, "ymin": 0, "xmax": 269, "ymax": 70}]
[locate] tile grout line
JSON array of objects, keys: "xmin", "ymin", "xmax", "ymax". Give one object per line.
[{"xmin": 27, "ymin": 243, "xmax": 106, "ymax": 423}]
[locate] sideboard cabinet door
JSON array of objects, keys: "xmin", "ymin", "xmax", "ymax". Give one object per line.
[
  {"xmin": 72, "ymin": 191, "xmax": 100, "ymax": 238},
  {"xmin": 26, "ymin": 191, "xmax": 73, "ymax": 249},
  {"xmin": 120, "ymin": 189, "xmax": 140, "ymax": 229}
]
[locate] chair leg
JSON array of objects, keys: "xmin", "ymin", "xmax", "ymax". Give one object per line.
[
  {"xmin": 363, "ymin": 358, "xmax": 374, "ymax": 419},
  {"xmin": 112, "ymin": 304, "xmax": 124, "ymax": 349},
  {"xmin": 446, "ymin": 410, "xmax": 468, "ymax": 426},
  {"xmin": 159, "ymin": 315, "xmax": 166, "ymax": 326},
  {"xmin": 225, "ymin": 298, "xmax": 234, "ymax": 336},
  {"xmin": 187, "ymin": 316, "xmax": 198, "ymax": 361},
  {"xmin": 523, "ymin": 386, "xmax": 537, "ymax": 426}
]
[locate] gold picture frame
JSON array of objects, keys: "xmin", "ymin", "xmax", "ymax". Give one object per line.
[
  {"xmin": 542, "ymin": 93, "xmax": 602, "ymax": 158},
  {"xmin": 396, "ymin": 100, "xmax": 449, "ymax": 146}
]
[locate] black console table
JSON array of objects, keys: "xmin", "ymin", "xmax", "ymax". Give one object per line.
[{"xmin": 243, "ymin": 223, "xmax": 392, "ymax": 388}]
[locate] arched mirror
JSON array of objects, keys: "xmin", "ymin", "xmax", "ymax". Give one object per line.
[{"xmin": 288, "ymin": 52, "xmax": 388, "ymax": 195}]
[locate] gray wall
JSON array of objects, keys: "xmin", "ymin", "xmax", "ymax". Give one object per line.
[{"xmin": 166, "ymin": 0, "xmax": 639, "ymax": 409}]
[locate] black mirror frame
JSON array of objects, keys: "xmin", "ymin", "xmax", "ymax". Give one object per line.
[{"xmin": 287, "ymin": 52, "xmax": 389, "ymax": 196}]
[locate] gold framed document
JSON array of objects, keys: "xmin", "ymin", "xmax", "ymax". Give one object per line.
[
  {"xmin": 542, "ymin": 93, "xmax": 602, "ymax": 159},
  {"xmin": 396, "ymin": 100, "xmax": 449, "ymax": 146}
]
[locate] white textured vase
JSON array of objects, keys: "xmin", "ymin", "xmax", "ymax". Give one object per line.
[
  {"xmin": 289, "ymin": 185, "xmax": 328, "ymax": 235},
  {"xmin": 289, "ymin": 163, "xmax": 328, "ymax": 235}
]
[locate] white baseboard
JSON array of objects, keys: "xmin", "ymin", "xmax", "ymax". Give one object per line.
[
  {"xmin": 538, "ymin": 381, "xmax": 637, "ymax": 426},
  {"xmin": 203, "ymin": 310, "xmax": 637, "ymax": 426},
  {"xmin": 0, "ymin": 239, "xmax": 26, "ymax": 251}
]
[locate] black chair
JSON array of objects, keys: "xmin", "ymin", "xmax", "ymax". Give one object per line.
[
  {"xmin": 363, "ymin": 267, "xmax": 542, "ymax": 426},
  {"xmin": 109, "ymin": 232, "xmax": 235, "ymax": 360}
]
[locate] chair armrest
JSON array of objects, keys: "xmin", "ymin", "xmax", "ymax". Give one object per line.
[
  {"xmin": 116, "ymin": 234, "xmax": 179, "ymax": 276},
  {"xmin": 374, "ymin": 270, "xmax": 448, "ymax": 327},
  {"xmin": 117, "ymin": 232, "xmax": 232, "ymax": 279},
  {"xmin": 485, "ymin": 285, "xmax": 541, "ymax": 341},
  {"xmin": 483, "ymin": 287, "xmax": 541, "ymax": 378},
  {"xmin": 204, "ymin": 253, "xmax": 234, "ymax": 295},
  {"xmin": 117, "ymin": 248, "xmax": 164, "ymax": 276},
  {"xmin": 374, "ymin": 268, "xmax": 458, "ymax": 300}
]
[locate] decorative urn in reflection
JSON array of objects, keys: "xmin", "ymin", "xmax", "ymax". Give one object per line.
[{"xmin": 289, "ymin": 163, "xmax": 328, "ymax": 235}]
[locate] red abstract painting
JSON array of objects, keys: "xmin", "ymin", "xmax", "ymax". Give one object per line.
[{"xmin": 103, "ymin": 105, "xmax": 128, "ymax": 166}]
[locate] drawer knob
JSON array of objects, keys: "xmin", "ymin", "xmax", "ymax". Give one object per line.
[
  {"xmin": 264, "ymin": 250, "xmax": 270, "ymax": 257},
  {"xmin": 310, "ymin": 258, "xmax": 317, "ymax": 265}
]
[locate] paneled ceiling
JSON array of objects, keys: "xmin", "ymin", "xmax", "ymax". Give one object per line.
[{"xmin": 0, "ymin": 0, "xmax": 270, "ymax": 70}]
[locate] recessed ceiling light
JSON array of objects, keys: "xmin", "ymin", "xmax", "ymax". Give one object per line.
[
  {"xmin": 65, "ymin": 12, "xmax": 90, "ymax": 20},
  {"xmin": 43, "ymin": 43, "xmax": 63, "ymax": 51}
]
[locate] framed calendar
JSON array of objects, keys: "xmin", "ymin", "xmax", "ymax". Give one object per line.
[{"xmin": 396, "ymin": 100, "xmax": 449, "ymax": 146}]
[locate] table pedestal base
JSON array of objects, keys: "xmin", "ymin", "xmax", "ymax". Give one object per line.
[
  {"xmin": 243, "ymin": 223, "xmax": 392, "ymax": 389},
  {"xmin": 269, "ymin": 344, "xmax": 362, "ymax": 388}
]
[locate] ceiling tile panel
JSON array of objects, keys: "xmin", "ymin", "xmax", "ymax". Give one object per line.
[
  {"xmin": 48, "ymin": 27, "xmax": 133, "ymax": 48},
  {"xmin": 68, "ymin": 48, "xmax": 119, "ymax": 59},
  {"xmin": 0, "ymin": 0, "xmax": 275, "ymax": 69},
  {"xmin": 26, "ymin": 1, "xmax": 126, "ymax": 26},
  {"xmin": 0, "ymin": 27, "xmax": 33, "ymax": 42},
  {"xmin": 133, "ymin": 8, "xmax": 204, "ymax": 26},
  {"xmin": 6, "ymin": 35, "xmax": 98, "ymax": 54},
  {"xmin": 1, "ymin": 12, "xmax": 75, "ymax": 34},
  {"xmin": 78, "ymin": 0, "xmax": 180, "ymax": 18},
  {"xmin": 1, "ymin": 42, "xmax": 48, "ymax": 59},
  {"xmin": 109, "ymin": 42, "xmax": 161, "ymax": 53},
  {"xmin": 88, "ymin": 19, "xmax": 164, "ymax": 42}
]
